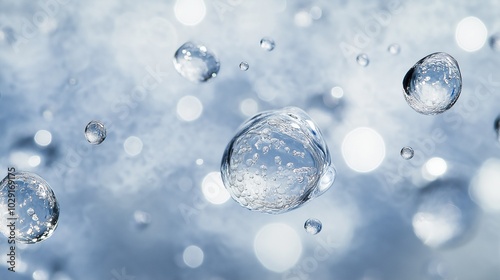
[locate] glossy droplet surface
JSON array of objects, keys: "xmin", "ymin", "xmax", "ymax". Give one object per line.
[
  {"xmin": 400, "ymin": 146, "xmax": 414, "ymax": 160},
  {"xmin": 260, "ymin": 37, "xmax": 275, "ymax": 51},
  {"xmin": 85, "ymin": 120, "xmax": 106, "ymax": 145},
  {"xmin": 356, "ymin": 53, "xmax": 369, "ymax": 67},
  {"xmin": 173, "ymin": 41, "xmax": 220, "ymax": 82},
  {"xmin": 239, "ymin": 62, "xmax": 249, "ymax": 71},
  {"xmin": 304, "ymin": 218, "xmax": 322, "ymax": 235},
  {"xmin": 0, "ymin": 172, "xmax": 59, "ymax": 244},
  {"xmin": 403, "ymin": 52, "xmax": 462, "ymax": 115},
  {"xmin": 221, "ymin": 107, "xmax": 335, "ymax": 214}
]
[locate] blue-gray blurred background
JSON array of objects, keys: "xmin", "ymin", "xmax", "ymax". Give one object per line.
[{"xmin": 0, "ymin": 0, "xmax": 499, "ymax": 279}]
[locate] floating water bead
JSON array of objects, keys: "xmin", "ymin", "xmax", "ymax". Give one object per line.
[
  {"xmin": 220, "ymin": 107, "xmax": 336, "ymax": 214},
  {"xmin": 400, "ymin": 146, "xmax": 414, "ymax": 160},
  {"xmin": 239, "ymin": 62, "xmax": 249, "ymax": 71},
  {"xmin": 356, "ymin": 53, "xmax": 369, "ymax": 67},
  {"xmin": 304, "ymin": 218, "xmax": 322, "ymax": 235},
  {"xmin": 173, "ymin": 41, "xmax": 220, "ymax": 82},
  {"xmin": 0, "ymin": 172, "xmax": 59, "ymax": 244},
  {"xmin": 260, "ymin": 37, "xmax": 275, "ymax": 51},
  {"xmin": 403, "ymin": 52, "xmax": 462, "ymax": 115},
  {"xmin": 85, "ymin": 120, "xmax": 106, "ymax": 145},
  {"xmin": 388, "ymin": 43, "xmax": 401, "ymax": 55}
]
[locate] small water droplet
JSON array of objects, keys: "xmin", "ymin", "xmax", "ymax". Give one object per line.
[
  {"xmin": 388, "ymin": 43, "xmax": 401, "ymax": 55},
  {"xmin": 173, "ymin": 41, "xmax": 220, "ymax": 82},
  {"xmin": 239, "ymin": 61, "xmax": 249, "ymax": 71},
  {"xmin": 85, "ymin": 120, "xmax": 106, "ymax": 145},
  {"xmin": 304, "ymin": 218, "xmax": 322, "ymax": 235},
  {"xmin": 494, "ymin": 116, "xmax": 500, "ymax": 142},
  {"xmin": 356, "ymin": 53, "xmax": 369, "ymax": 67},
  {"xmin": 260, "ymin": 37, "xmax": 275, "ymax": 51},
  {"xmin": 403, "ymin": 52, "xmax": 462, "ymax": 115},
  {"xmin": 401, "ymin": 146, "xmax": 414, "ymax": 160}
]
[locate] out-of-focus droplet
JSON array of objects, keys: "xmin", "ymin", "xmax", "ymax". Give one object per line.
[
  {"xmin": 403, "ymin": 52, "xmax": 462, "ymax": 115},
  {"xmin": 0, "ymin": 172, "xmax": 59, "ymax": 244},
  {"xmin": 85, "ymin": 120, "xmax": 106, "ymax": 145},
  {"xmin": 68, "ymin": 78, "xmax": 77, "ymax": 86},
  {"xmin": 304, "ymin": 218, "xmax": 322, "ymax": 235},
  {"xmin": 495, "ymin": 116, "xmax": 500, "ymax": 143},
  {"xmin": 133, "ymin": 210, "xmax": 151, "ymax": 229},
  {"xmin": 400, "ymin": 146, "xmax": 414, "ymax": 160},
  {"xmin": 239, "ymin": 61, "xmax": 249, "ymax": 71},
  {"xmin": 388, "ymin": 43, "xmax": 401, "ymax": 55},
  {"xmin": 490, "ymin": 33, "xmax": 500, "ymax": 52},
  {"xmin": 260, "ymin": 37, "xmax": 275, "ymax": 51},
  {"xmin": 220, "ymin": 107, "xmax": 335, "ymax": 214},
  {"xmin": 173, "ymin": 41, "xmax": 220, "ymax": 82},
  {"xmin": 356, "ymin": 53, "xmax": 369, "ymax": 67}
]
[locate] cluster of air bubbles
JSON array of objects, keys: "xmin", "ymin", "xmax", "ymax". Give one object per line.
[
  {"xmin": 220, "ymin": 107, "xmax": 336, "ymax": 214},
  {"xmin": 85, "ymin": 120, "xmax": 106, "ymax": 145},
  {"xmin": 173, "ymin": 41, "xmax": 220, "ymax": 82},
  {"xmin": 403, "ymin": 52, "xmax": 462, "ymax": 115},
  {"xmin": 495, "ymin": 116, "xmax": 500, "ymax": 143},
  {"xmin": 0, "ymin": 172, "xmax": 60, "ymax": 244},
  {"xmin": 304, "ymin": 218, "xmax": 322, "ymax": 235},
  {"xmin": 239, "ymin": 61, "xmax": 249, "ymax": 71},
  {"xmin": 388, "ymin": 43, "xmax": 401, "ymax": 55},
  {"xmin": 490, "ymin": 33, "xmax": 500, "ymax": 51},
  {"xmin": 356, "ymin": 53, "xmax": 369, "ymax": 67},
  {"xmin": 400, "ymin": 146, "xmax": 414, "ymax": 160},
  {"xmin": 260, "ymin": 37, "xmax": 276, "ymax": 51}
]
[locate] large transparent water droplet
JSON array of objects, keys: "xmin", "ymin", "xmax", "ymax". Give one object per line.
[
  {"xmin": 403, "ymin": 52, "xmax": 462, "ymax": 115},
  {"xmin": 220, "ymin": 107, "xmax": 335, "ymax": 214},
  {"xmin": 304, "ymin": 218, "xmax": 322, "ymax": 235},
  {"xmin": 0, "ymin": 172, "xmax": 60, "ymax": 244},
  {"xmin": 85, "ymin": 120, "xmax": 106, "ymax": 145},
  {"xmin": 173, "ymin": 41, "xmax": 220, "ymax": 82}
]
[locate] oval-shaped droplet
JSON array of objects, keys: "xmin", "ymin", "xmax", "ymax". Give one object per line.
[{"xmin": 173, "ymin": 41, "xmax": 220, "ymax": 82}]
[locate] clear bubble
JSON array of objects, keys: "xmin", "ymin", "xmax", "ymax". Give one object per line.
[
  {"xmin": 495, "ymin": 116, "xmax": 500, "ymax": 142},
  {"xmin": 260, "ymin": 37, "xmax": 276, "ymax": 51},
  {"xmin": 220, "ymin": 107, "xmax": 335, "ymax": 214},
  {"xmin": 85, "ymin": 120, "xmax": 106, "ymax": 145},
  {"xmin": 490, "ymin": 33, "xmax": 500, "ymax": 51},
  {"xmin": 356, "ymin": 53, "xmax": 369, "ymax": 67},
  {"xmin": 304, "ymin": 218, "xmax": 322, "ymax": 235},
  {"xmin": 403, "ymin": 52, "xmax": 462, "ymax": 115},
  {"xmin": 239, "ymin": 61, "xmax": 249, "ymax": 71},
  {"xmin": 400, "ymin": 146, "xmax": 414, "ymax": 160},
  {"xmin": 0, "ymin": 172, "xmax": 60, "ymax": 244},
  {"xmin": 388, "ymin": 43, "xmax": 401, "ymax": 55},
  {"xmin": 173, "ymin": 41, "xmax": 220, "ymax": 82}
]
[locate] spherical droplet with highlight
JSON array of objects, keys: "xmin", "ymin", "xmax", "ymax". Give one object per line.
[
  {"xmin": 173, "ymin": 41, "xmax": 220, "ymax": 82},
  {"xmin": 400, "ymin": 146, "xmax": 414, "ymax": 160},
  {"xmin": 239, "ymin": 61, "xmax": 249, "ymax": 71},
  {"xmin": 403, "ymin": 52, "xmax": 462, "ymax": 115},
  {"xmin": 356, "ymin": 53, "xmax": 369, "ymax": 67},
  {"xmin": 85, "ymin": 120, "xmax": 106, "ymax": 145},
  {"xmin": 304, "ymin": 218, "xmax": 322, "ymax": 235},
  {"xmin": 260, "ymin": 37, "xmax": 275, "ymax": 51},
  {"xmin": 0, "ymin": 172, "xmax": 60, "ymax": 244},
  {"xmin": 220, "ymin": 107, "xmax": 336, "ymax": 214}
]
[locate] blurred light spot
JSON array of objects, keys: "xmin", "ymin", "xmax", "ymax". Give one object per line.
[
  {"xmin": 323, "ymin": 86, "xmax": 344, "ymax": 107},
  {"xmin": 294, "ymin": 11, "xmax": 312, "ymax": 27},
  {"xmin": 310, "ymin": 6, "xmax": 322, "ymax": 20},
  {"xmin": 133, "ymin": 210, "xmax": 151, "ymax": 229},
  {"xmin": 470, "ymin": 158, "xmax": 500, "ymax": 212},
  {"xmin": 124, "ymin": 136, "xmax": 143, "ymax": 156},
  {"xmin": 455, "ymin": 16, "xmax": 487, "ymax": 52},
  {"xmin": 174, "ymin": 0, "xmax": 206, "ymax": 26},
  {"xmin": 330, "ymin": 86, "xmax": 344, "ymax": 98},
  {"xmin": 240, "ymin": 98, "xmax": 259, "ymax": 117},
  {"xmin": 341, "ymin": 127, "xmax": 386, "ymax": 173},
  {"xmin": 201, "ymin": 172, "xmax": 230, "ymax": 205},
  {"xmin": 183, "ymin": 245, "xmax": 204, "ymax": 268},
  {"xmin": 196, "ymin": 158, "xmax": 204, "ymax": 165},
  {"xmin": 177, "ymin": 95, "xmax": 203, "ymax": 122},
  {"xmin": 32, "ymin": 269, "xmax": 49, "ymax": 280},
  {"xmin": 422, "ymin": 157, "xmax": 447, "ymax": 180},
  {"xmin": 412, "ymin": 203, "xmax": 461, "ymax": 248},
  {"xmin": 42, "ymin": 109, "xmax": 53, "ymax": 121},
  {"xmin": 254, "ymin": 223, "xmax": 302, "ymax": 272},
  {"xmin": 34, "ymin": 130, "xmax": 52, "ymax": 146},
  {"xmin": 28, "ymin": 155, "xmax": 41, "ymax": 167},
  {"xmin": 10, "ymin": 152, "xmax": 32, "ymax": 169},
  {"xmin": 0, "ymin": 30, "xmax": 5, "ymax": 41}
]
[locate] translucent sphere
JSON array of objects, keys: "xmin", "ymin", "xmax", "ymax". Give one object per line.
[
  {"xmin": 220, "ymin": 107, "xmax": 336, "ymax": 214},
  {"xmin": 0, "ymin": 172, "xmax": 60, "ymax": 244},
  {"xmin": 239, "ymin": 62, "xmax": 249, "ymax": 71},
  {"xmin": 356, "ymin": 53, "xmax": 369, "ymax": 67},
  {"xmin": 489, "ymin": 33, "xmax": 500, "ymax": 52},
  {"xmin": 304, "ymin": 218, "xmax": 322, "ymax": 235},
  {"xmin": 388, "ymin": 43, "xmax": 401, "ymax": 55},
  {"xmin": 173, "ymin": 41, "xmax": 220, "ymax": 82},
  {"xmin": 85, "ymin": 120, "xmax": 106, "ymax": 145},
  {"xmin": 260, "ymin": 37, "xmax": 275, "ymax": 51},
  {"xmin": 400, "ymin": 146, "xmax": 414, "ymax": 160},
  {"xmin": 403, "ymin": 52, "xmax": 462, "ymax": 115}
]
